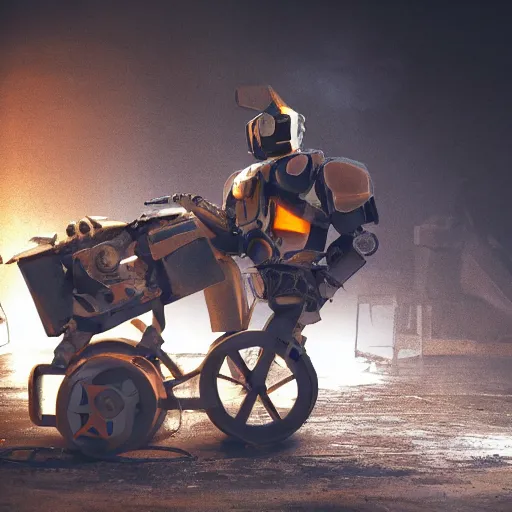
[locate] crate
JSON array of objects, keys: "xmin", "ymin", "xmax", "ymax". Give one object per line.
[{"xmin": 355, "ymin": 294, "xmax": 432, "ymax": 363}]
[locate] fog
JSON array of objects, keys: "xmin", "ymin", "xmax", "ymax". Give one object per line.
[{"xmin": 1, "ymin": 1, "xmax": 511, "ymax": 354}]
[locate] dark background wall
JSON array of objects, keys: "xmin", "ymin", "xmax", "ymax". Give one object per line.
[
  {"xmin": 1, "ymin": 1, "xmax": 511, "ymax": 346},
  {"xmin": 2, "ymin": 1, "xmax": 511, "ymax": 270}
]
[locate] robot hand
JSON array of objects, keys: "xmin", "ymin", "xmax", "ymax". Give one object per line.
[
  {"xmin": 322, "ymin": 232, "xmax": 369, "ymax": 291},
  {"xmin": 172, "ymin": 193, "xmax": 228, "ymax": 222},
  {"xmin": 352, "ymin": 230, "xmax": 379, "ymax": 257},
  {"xmin": 172, "ymin": 193, "xmax": 240, "ymax": 249},
  {"xmin": 326, "ymin": 230, "xmax": 379, "ymax": 263}
]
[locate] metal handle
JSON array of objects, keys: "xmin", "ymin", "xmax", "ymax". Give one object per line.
[{"xmin": 144, "ymin": 195, "xmax": 172, "ymax": 206}]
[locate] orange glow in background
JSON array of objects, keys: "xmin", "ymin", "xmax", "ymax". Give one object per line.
[
  {"xmin": 0, "ymin": 41, "xmax": 375, "ymax": 393},
  {"xmin": 0, "ymin": 41, "xmax": 154, "ymax": 348}
]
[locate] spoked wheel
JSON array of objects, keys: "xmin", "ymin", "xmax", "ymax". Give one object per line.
[
  {"xmin": 56, "ymin": 353, "xmax": 167, "ymax": 458},
  {"xmin": 200, "ymin": 330, "xmax": 318, "ymax": 445}
]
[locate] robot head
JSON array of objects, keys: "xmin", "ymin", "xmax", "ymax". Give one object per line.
[{"xmin": 235, "ymin": 86, "xmax": 305, "ymax": 161}]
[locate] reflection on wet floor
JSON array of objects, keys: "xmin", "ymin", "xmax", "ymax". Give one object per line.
[
  {"xmin": 0, "ymin": 337, "xmax": 383, "ymax": 428},
  {"xmin": 0, "ymin": 346, "xmax": 53, "ymax": 389},
  {"xmin": 304, "ymin": 355, "xmax": 512, "ymax": 468},
  {"xmin": 2, "ymin": 336, "xmax": 510, "ymax": 467},
  {"xmin": 0, "ymin": 339, "xmax": 383, "ymax": 392},
  {"xmin": 411, "ymin": 433, "xmax": 512, "ymax": 460},
  {"xmin": 0, "ymin": 344, "xmax": 511, "ymax": 475}
]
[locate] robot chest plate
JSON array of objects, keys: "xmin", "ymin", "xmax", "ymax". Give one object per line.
[{"xmin": 236, "ymin": 193, "xmax": 312, "ymax": 260}]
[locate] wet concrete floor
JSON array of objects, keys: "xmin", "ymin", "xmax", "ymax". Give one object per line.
[{"xmin": 0, "ymin": 347, "xmax": 511, "ymax": 511}]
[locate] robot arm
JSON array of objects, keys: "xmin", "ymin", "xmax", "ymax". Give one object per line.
[
  {"xmin": 172, "ymin": 193, "xmax": 242, "ymax": 255},
  {"xmin": 315, "ymin": 227, "xmax": 379, "ymax": 301},
  {"xmin": 314, "ymin": 157, "xmax": 380, "ymax": 297},
  {"xmin": 172, "ymin": 169, "xmax": 243, "ymax": 231},
  {"xmin": 316, "ymin": 156, "xmax": 379, "ymax": 235},
  {"xmin": 315, "ymin": 157, "xmax": 377, "ymax": 217},
  {"xmin": 172, "ymin": 193, "xmax": 231, "ymax": 229}
]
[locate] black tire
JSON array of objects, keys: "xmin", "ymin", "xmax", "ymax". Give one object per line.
[{"xmin": 200, "ymin": 330, "xmax": 317, "ymax": 445}]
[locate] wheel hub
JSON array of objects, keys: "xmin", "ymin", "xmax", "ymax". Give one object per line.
[
  {"xmin": 56, "ymin": 353, "xmax": 167, "ymax": 457},
  {"xmin": 94, "ymin": 388, "xmax": 125, "ymax": 419}
]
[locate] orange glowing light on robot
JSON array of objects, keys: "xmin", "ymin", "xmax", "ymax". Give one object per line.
[{"xmin": 273, "ymin": 204, "xmax": 310, "ymax": 235}]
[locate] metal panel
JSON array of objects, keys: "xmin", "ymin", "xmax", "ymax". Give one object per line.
[
  {"xmin": 162, "ymin": 238, "xmax": 225, "ymax": 299},
  {"xmin": 204, "ymin": 255, "xmax": 249, "ymax": 332},
  {"xmin": 18, "ymin": 254, "xmax": 73, "ymax": 337}
]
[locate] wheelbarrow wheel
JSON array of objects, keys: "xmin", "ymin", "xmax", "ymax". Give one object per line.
[
  {"xmin": 200, "ymin": 330, "xmax": 318, "ymax": 445},
  {"xmin": 56, "ymin": 353, "xmax": 167, "ymax": 458}
]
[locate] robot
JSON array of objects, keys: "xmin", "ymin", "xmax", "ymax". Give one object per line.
[
  {"xmin": 172, "ymin": 85, "xmax": 379, "ymax": 340},
  {"xmin": 7, "ymin": 86, "xmax": 378, "ymax": 456}
]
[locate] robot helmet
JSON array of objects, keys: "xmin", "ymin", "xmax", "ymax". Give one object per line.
[{"xmin": 235, "ymin": 86, "xmax": 306, "ymax": 161}]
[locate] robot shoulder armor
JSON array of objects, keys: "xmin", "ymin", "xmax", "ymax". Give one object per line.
[
  {"xmin": 222, "ymin": 171, "xmax": 240, "ymax": 206},
  {"xmin": 302, "ymin": 149, "xmax": 325, "ymax": 170},
  {"xmin": 280, "ymin": 150, "xmax": 325, "ymax": 177},
  {"xmin": 320, "ymin": 157, "xmax": 372, "ymax": 213},
  {"xmin": 273, "ymin": 151, "xmax": 319, "ymax": 194},
  {"xmin": 284, "ymin": 153, "xmax": 309, "ymax": 176},
  {"xmin": 229, "ymin": 160, "xmax": 272, "ymax": 201}
]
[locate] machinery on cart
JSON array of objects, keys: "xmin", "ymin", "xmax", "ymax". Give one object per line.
[
  {"xmin": 6, "ymin": 205, "xmax": 318, "ymax": 457},
  {"xmin": 5, "ymin": 85, "xmax": 380, "ymax": 458}
]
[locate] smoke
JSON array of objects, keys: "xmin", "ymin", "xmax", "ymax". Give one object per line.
[
  {"xmin": 2, "ymin": 1, "xmax": 511, "ymax": 358},
  {"xmin": 291, "ymin": 50, "xmax": 405, "ymax": 113}
]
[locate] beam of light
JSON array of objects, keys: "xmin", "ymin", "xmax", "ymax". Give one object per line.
[
  {"xmin": 2, "ymin": 270, "xmax": 376, "ymax": 407},
  {"xmin": 252, "ymin": 298, "xmax": 383, "ymax": 389}
]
